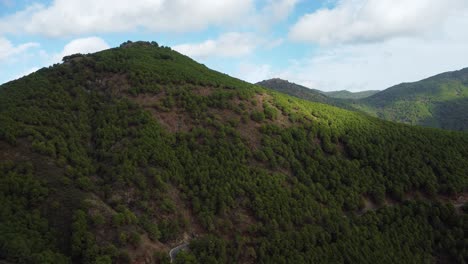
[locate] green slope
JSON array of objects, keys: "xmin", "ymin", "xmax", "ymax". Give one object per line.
[
  {"xmin": 256, "ymin": 78, "xmax": 353, "ymax": 110},
  {"xmin": 259, "ymin": 73, "xmax": 468, "ymax": 131},
  {"xmin": 0, "ymin": 41, "xmax": 467, "ymax": 264},
  {"xmin": 324, "ymin": 90, "xmax": 379, "ymax": 99},
  {"xmin": 256, "ymin": 78, "xmax": 330, "ymax": 103},
  {"xmin": 353, "ymin": 68, "xmax": 468, "ymax": 131}
]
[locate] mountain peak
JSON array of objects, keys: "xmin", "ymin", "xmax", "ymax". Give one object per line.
[{"xmin": 119, "ymin": 40, "xmax": 159, "ymax": 48}]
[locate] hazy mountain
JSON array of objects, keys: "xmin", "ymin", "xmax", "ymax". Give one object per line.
[
  {"xmin": 0, "ymin": 41, "xmax": 466, "ymax": 264},
  {"xmin": 324, "ymin": 90, "xmax": 379, "ymax": 99}
]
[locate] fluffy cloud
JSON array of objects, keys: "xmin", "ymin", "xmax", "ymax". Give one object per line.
[
  {"xmin": 240, "ymin": 9, "xmax": 468, "ymax": 91},
  {"xmin": 236, "ymin": 62, "xmax": 273, "ymax": 83},
  {"xmin": 0, "ymin": 37, "xmax": 38, "ymax": 62},
  {"xmin": 173, "ymin": 32, "xmax": 263, "ymax": 59},
  {"xmin": 0, "ymin": 0, "xmax": 254, "ymax": 37},
  {"xmin": 270, "ymin": 37, "xmax": 468, "ymax": 91},
  {"xmin": 53, "ymin": 37, "xmax": 110, "ymax": 62},
  {"xmin": 289, "ymin": 0, "xmax": 468, "ymax": 45},
  {"xmin": 266, "ymin": 0, "xmax": 299, "ymax": 20},
  {"xmin": 265, "ymin": 0, "xmax": 468, "ymax": 91},
  {"xmin": 258, "ymin": 0, "xmax": 300, "ymax": 26},
  {"xmin": 12, "ymin": 66, "xmax": 40, "ymax": 80},
  {"xmin": 1, "ymin": 37, "xmax": 109, "ymax": 84}
]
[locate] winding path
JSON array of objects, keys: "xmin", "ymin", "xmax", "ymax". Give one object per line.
[{"xmin": 169, "ymin": 242, "xmax": 190, "ymax": 263}]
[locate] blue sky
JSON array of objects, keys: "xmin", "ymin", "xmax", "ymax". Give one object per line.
[{"xmin": 1, "ymin": 0, "xmax": 468, "ymax": 91}]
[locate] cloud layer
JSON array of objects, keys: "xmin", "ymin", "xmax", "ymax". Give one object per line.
[
  {"xmin": 0, "ymin": 37, "xmax": 109, "ymax": 84},
  {"xmin": 290, "ymin": 0, "xmax": 467, "ymax": 45},
  {"xmin": 54, "ymin": 37, "xmax": 110, "ymax": 62},
  {"xmin": 173, "ymin": 32, "xmax": 264, "ymax": 59},
  {"xmin": 272, "ymin": 38, "xmax": 468, "ymax": 91},
  {"xmin": 0, "ymin": 0, "xmax": 254, "ymax": 36},
  {"xmin": 0, "ymin": 38, "xmax": 38, "ymax": 62}
]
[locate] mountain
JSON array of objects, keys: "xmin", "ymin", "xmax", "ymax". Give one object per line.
[
  {"xmin": 352, "ymin": 68, "xmax": 468, "ymax": 131},
  {"xmin": 256, "ymin": 78, "xmax": 329, "ymax": 103},
  {"xmin": 324, "ymin": 90, "xmax": 379, "ymax": 99},
  {"xmin": 0, "ymin": 41, "xmax": 467, "ymax": 264},
  {"xmin": 256, "ymin": 78, "xmax": 353, "ymax": 110},
  {"xmin": 260, "ymin": 71, "xmax": 468, "ymax": 131}
]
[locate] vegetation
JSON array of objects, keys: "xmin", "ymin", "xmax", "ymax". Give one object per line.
[
  {"xmin": 353, "ymin": 69, "xmax": 468, "ymax": 131},
  {"xmin": 256, "ymin": 78, "xmax": 332, "ymax": 104},
  {"xmin": 0, "ymin": 41, "xmax": 467, "ymax": 263},
  {"xmin": 259, "ymin": 72, "xmax": 468, "ymax": 131}
]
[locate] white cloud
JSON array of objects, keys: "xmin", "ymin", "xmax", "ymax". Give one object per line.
[
  {"xmin": 173, "ymin": 32, "xmax": 263, "ymax": 59},
  {"xmin": 241, "ymin": 10, "xmax": 468, "ymax": 91},
  {"xmin": 259, "ymin": 0, "xmax": 300, "ymax": 25},
  {"xmin": 53, "ymin": 37, "xmax": 110, "ymax": 62},
  {"xmin": 13, "ymin": 66, "xmax": 40, "ymax": 80},
  {"xmin": 263, "ymin": 0, "xmax": 468, "ymax": 91},
  {"xmin": 0, "ymin": 37, "xmax": 39, "ymax": 62},
  {"xmin": 289, "ymin": 0, "xmax": 468, "ymax": 45},
  {"xmin": 265, "ymin": 38, "xmax": 284, "ymax": 49},
  {"xmin": 272, "ymin": 36, "xmax": 468, "ymax": 92},
  {"xmin": 1, "ymin": 37, "xmax": 110, "ymax": 84},
  {"xmin": 236, "ymin": 62, "xmax": 273, "ymax": 83},
  {"xmin": 0, "ymin": 0, "xmax": 254, "ymax": 37}
]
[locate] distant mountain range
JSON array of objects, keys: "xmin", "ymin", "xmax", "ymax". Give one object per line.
[
  {"xmin": 257, "ymin": 68, "xmax": 468, "ymax": 131},
  {"xmin": 256, "ymin": 79, "xmax": 378, "ymax": 101},
  {"xmin": 323, "ymin": 90, "xmax": 380, "ymax": 99}
]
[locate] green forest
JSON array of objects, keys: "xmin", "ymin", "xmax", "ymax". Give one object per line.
[
  {"xmin": 353, "ymin": 71, "xmax": 468, "ymax": 131},
  {"xmin": 258, "ymin": 70, "xmax": 468, "ymax": 131},
  {"xmin": 0, "ymin": 41, "xmax": 467, "ymax": 263}
]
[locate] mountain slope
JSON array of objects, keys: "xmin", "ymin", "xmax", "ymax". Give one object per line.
[
  {"xmin": 324, "ymin": 90, "xmax": 379, "ymax": 99},
  {"xmin": 0, "ymin": 41, "xmax": 467, "ymax": 264},
  {"xmin": 353, "ymin": 68, "xmax": 468, "ymax": 131},
  {"xmin": 256, "ymin": 78, "xmax": 330, "ymax": 103},
  {"xmin": 256, "ymin": 78, "xmax": 353, "ymax": 110}
]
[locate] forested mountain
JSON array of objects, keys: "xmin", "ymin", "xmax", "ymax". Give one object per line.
[
  {"xmin": 260, "ymin": 70, "xmax": 468, "ymax": 131},
  {"xmin": 256, "ymin": 78, "xmax": 351, "ymax": 110},
  {"xmin": 0, "ymin": 41, "xmax": 467, "ymax": 264},
  {"xmin": 256, "ymin": 78, "xmax": 330, "ymax": 103},
  {"xmin": 352, "ymin": 68, "xmax": 468, "ymax": 131},
  {"xmin": 324, "ymin": 90, "xmax": 379, "ymax": 99}
]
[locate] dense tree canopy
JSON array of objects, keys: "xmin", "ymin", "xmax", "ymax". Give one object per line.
[{"xmin": 0, "ymin": 41, "xmax": 466, "ymax": 263}]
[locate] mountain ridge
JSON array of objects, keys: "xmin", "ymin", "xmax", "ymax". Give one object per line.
[
  {"xmin": 323, "ymin": 90, "xmax": 379, "ymax": 99},
  {"xmin": 355, "ymin": 67, "xmax": 468, "ymax": 130},
  {"xmin": 258, "ymin": 67, "xmax": 468, "ymax": 131},
  {"xmin": 256, "ymin": 78, "xmax": 330, "ymax": 103}
]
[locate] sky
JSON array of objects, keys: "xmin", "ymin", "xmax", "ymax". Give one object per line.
[{"xmin": 1, "ymin": 0, "xmax": 468, "ymax": 92}]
